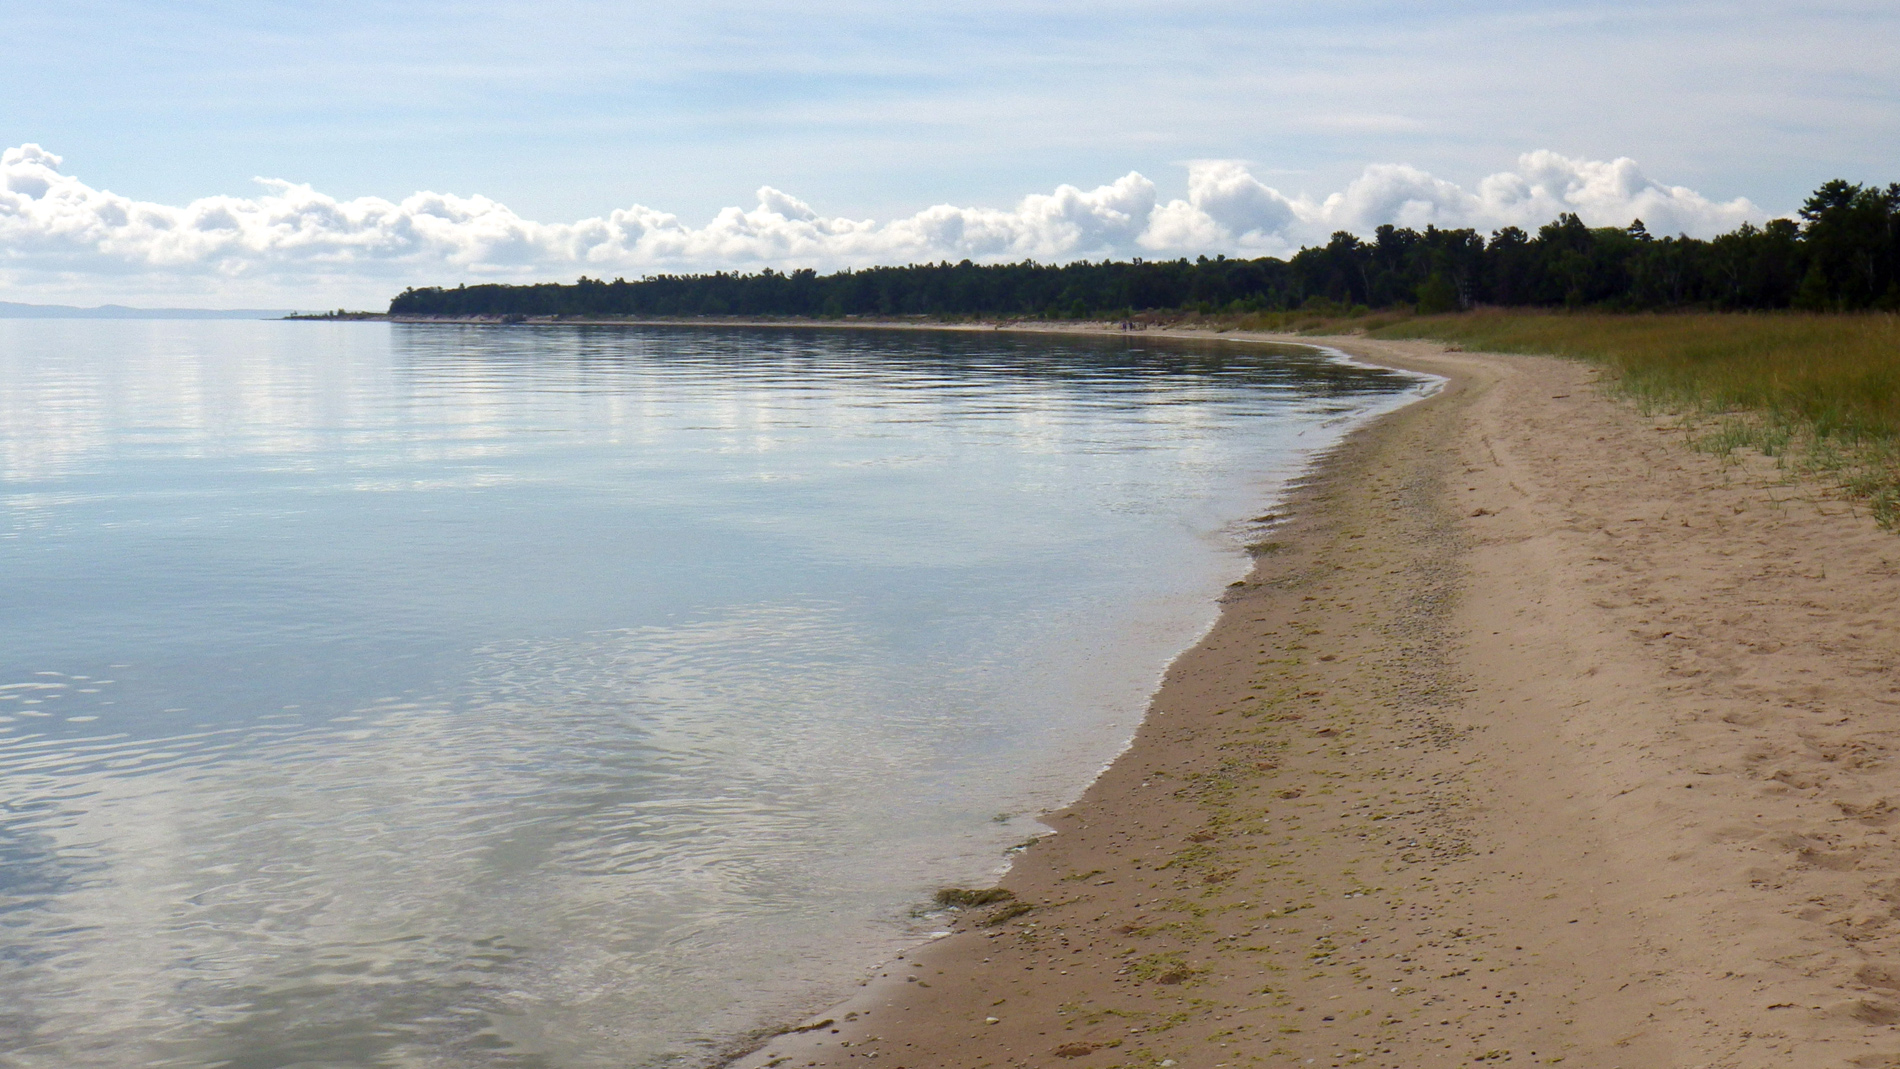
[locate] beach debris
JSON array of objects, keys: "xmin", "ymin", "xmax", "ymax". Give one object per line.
[
  {"xmin": 783, "ymin": 1019, "xmax": 834, "ymax": 1035},
  {"xmin": 934, "ymin": 887, "xmax": 1013, "ymax": 908},
  {"xmin": 981, "ymin": 902, "xmax": 1036, "ymax": 926}
]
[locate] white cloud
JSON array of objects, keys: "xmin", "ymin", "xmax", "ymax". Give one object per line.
[
  {"xmin": 1142, "ymin": 160, "xmax": 1301, "ymax": 253},
  {"xmin": 1143, "ymin": 151, "xmax": 1763, "ymax": 255},
  {"xmin": 1474, "ymin": 150, "xmax": 1763, "ymax": 237},
  {"xmin": 0, "ymin": 144, "xmax": 1766, "ymax": 306}
]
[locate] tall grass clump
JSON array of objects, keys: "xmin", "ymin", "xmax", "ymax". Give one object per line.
[{"xmin": 1370, "ymin": 311, "xmax": 1900, "ymax": 525}]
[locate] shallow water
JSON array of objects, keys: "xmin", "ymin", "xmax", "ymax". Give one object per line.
[{"xmin": 0, "ymin": 321, "xmax": 1426, "ymax": 1067}]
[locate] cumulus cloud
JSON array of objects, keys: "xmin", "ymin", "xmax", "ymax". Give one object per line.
[
  {"xmin": 1304, "ymin": 151, "xmax": 1764, "ymax": 237},
  {"xmin": 0, "ymin": 144, "xmax": 1766, "ymax": 304},
  {"xmin": 1142, "ymin": 160, "xmax": 1301, "ymax": 253}
]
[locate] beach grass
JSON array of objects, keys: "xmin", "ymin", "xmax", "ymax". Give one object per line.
[{"xmin": 1357, "ymin": 311, "xmax": 1900, "ymax": 526}]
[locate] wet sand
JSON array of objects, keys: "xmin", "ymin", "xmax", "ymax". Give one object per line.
[{"xmin": 730, "ymin": 336, "xmax": 1900, "ymax": 1069}]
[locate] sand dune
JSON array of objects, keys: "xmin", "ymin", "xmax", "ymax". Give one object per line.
[{"xmin": 734, "ymin": 338, "xmax": 1900, "ymax": 1069}]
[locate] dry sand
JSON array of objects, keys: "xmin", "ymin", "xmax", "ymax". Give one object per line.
[{"xmin": 732, "ymin": 338, "xmax": 1900, "ymax": 1069}]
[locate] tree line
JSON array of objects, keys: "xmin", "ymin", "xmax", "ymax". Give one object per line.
[{"xmin": 387, "ymin": 179, "xmax": 1900, "ymax": 319}]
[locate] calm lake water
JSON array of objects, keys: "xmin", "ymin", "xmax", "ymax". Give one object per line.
[{"xmin": 0, "ymin": 321, "xmax": 1427, "ymax": 1068}]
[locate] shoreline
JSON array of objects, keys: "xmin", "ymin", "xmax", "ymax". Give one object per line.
[
  {"xmin": 724, "ymin": 334, "xmax": 1478, "ymax": 1069},
  {"xmin": 731, "ymin": 336, "xmax": 1900, "ymax": 1069}
]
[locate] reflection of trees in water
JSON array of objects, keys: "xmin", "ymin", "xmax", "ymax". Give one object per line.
[{"xmin": 389, "ymin": 324, "xmax": 1418, "ymax": 401}]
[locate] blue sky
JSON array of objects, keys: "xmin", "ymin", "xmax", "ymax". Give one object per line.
[{"xmin": 1, "ymin": 0, "xmax": 1895, "ymax": 305}]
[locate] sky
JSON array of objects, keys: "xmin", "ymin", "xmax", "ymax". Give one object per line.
[{"xmin": 1, "ymin": 0, "xmax": 1895, "ymax": 307}]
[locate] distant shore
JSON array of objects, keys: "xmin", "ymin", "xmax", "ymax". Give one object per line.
[{"xmin": 729, "ymin": 333, "xmax": 1900, "ymax": 1069}]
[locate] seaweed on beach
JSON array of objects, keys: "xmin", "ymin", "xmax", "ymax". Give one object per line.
[
  {"xmin": 979, "ymin": 902, "xmax": 1036, "ymax": 926},
  {"xmin": 933, "ymin": 887, "xmax": 1015, "ymax": 908}
]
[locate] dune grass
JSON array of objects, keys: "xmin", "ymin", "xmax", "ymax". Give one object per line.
[
  {"xmin": 1366, "ymin": 311, "xmax": 1900, "ymax": 526},
  {"xmin": 1226, "ymin": 307, "xmax": 1411, "ymax": 336}
]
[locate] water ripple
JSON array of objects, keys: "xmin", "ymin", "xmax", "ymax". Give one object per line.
[{"xmin": 0, "ymin": 321, "xmax": 1429, "ymax": 1067}]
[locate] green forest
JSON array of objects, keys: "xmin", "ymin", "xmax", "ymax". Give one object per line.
[{"xmin": 387, "ymin": 179, "xmax": 1900, "ymax": 319}]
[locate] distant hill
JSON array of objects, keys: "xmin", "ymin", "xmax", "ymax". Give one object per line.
[{"xmin": 0, "ymin": 301, "xmax": 295, "ymax": 320}]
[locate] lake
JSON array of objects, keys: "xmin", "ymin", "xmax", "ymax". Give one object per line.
[{"xmin": 0, "ymin": 321, "xmax": 1428, "ymax": 1067}]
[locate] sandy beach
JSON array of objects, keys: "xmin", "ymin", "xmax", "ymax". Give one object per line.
[{"xmin": 732, "ymin": 336, "xmax": 1900, "ymax": 1069}]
